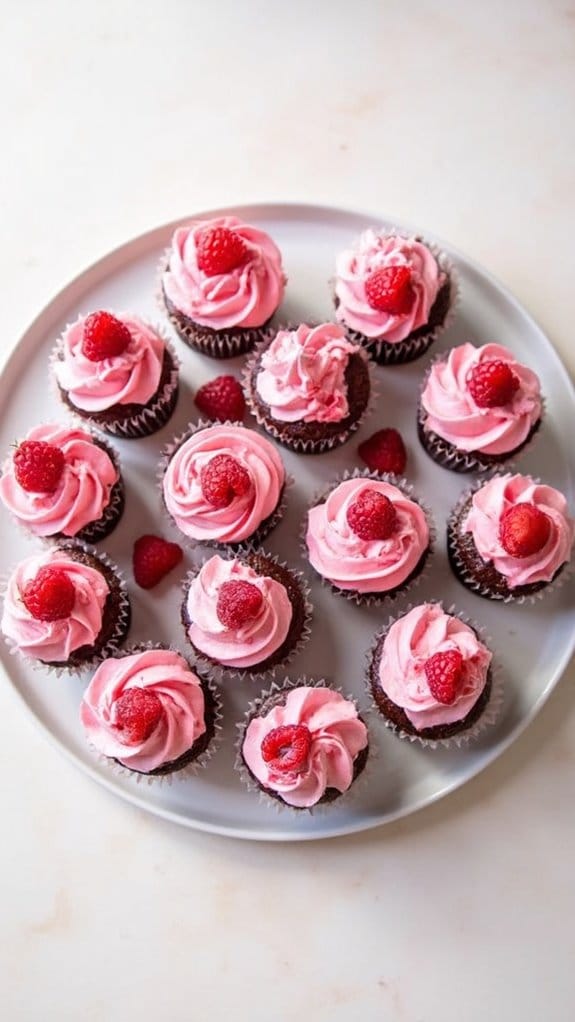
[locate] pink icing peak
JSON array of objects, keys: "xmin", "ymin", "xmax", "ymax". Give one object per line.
[
  {"xmin": 80, "ymin": 648, "xmax": 207, "ymax": 773},
  {"xmin": 242, "ymin": 686, "xmax": 368, "ymax": 808},
  {"xmin": 421, "ymin": 343, "xmax": 542, "ymax": 455},
  {"xmin": 255, "ymin": 322, "xmax": 361, "ymax": 423},
  {"xmin": 162, "ymin": 216, "xmax": 285, "ymax": 329},
  {"xmin": 0, "ymin": 423, "xmax": 119, "ymax": 537},
  {"xmin": 378, "ymin": 603, "xmax": 492, "ymax": 730},
  {"xmin": 463, "ymin": 473, "xmax": 574, "ymax": 587},
  {"xmin": 335, "ymin": 229, "xmax": 445, "ymax": 342}
]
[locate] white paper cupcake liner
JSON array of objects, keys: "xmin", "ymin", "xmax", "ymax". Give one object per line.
[
  {"xmin": 180, "ymin": 546, "xmax": 313, "ymax": 683},
  {"xmin": 366, "ymin": 602, "xmax": 503, "ymax": 749},
  {"xmin": 234, "ymin": 677, "xmax": 371, "ymax": 814},
  {"xmin": 301, "ymin": 468, "xmax": 436, "ymax": 607}
]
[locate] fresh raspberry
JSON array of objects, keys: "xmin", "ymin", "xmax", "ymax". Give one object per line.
[
  {"xmin": 499, "ymin": 503, "xmax": 551, "ymax": 558},
  {"xmin": 132, "ymin": 534, "xmax": 183, "ymax": 589},
  {"xmin": 261, "ymin": 724, "xmax": 312, "ymax": 774},
  {"xmin": 196, "ymin": 226, "xmax": 248, "ymax": 276},
  {"xmin": 467, "ymin": 359, "xmax": 520, "ymax": 408},
  {"xmin": 216, "ymin": 580, "xmax": 263, "ymax": 629},
  {"xmin": 22, "ymin": 566, "xmax": 75, "ymax": 622},
  {"xmin": 194, "ymin": 375, "xmax": 246, "ymax": 422},
  {"xmin": 346, "ymin": 489, "xmax": 398, "ymax": 541},
  {"xmin": 81, "ymin": 311, "xmax": 132, "ymax": 362},
  {"xmin": 200, "ymin": 454, "xmax": 251, "ymax": 509},
  {"xmin": 365, "ymin": 266, "xmax": 415, "ymax": 315},
  {"xmin": 424, "ymin": 649, "xmax": 464, "ymax": 705},
  {"xmin": 358, "ymin": 428, "xmax": 407, "ymax": 476},
  {"xmin": 13, "ymin": 440, "xmax": 65, "ymax": 493},
  {"xmin": 115, "ymin": 687, "xmax": 164, "ymax": 745}
]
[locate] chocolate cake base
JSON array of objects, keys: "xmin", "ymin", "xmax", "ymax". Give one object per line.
[{"xmin": 162, "ymin": 288, "xmax": 274, "ymax": 359}]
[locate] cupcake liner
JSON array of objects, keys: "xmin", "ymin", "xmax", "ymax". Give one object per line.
[
  {"xmin": 301, "ymin": 468, "xmax": 436, "ymax": 606},
  {"xmin": 366, "ymin": 602, "xmax": 504, "ymax": 749},
  {"xmin": 242, "ymin": 330, "xmax": 376, "ymax": 455},
  {"xmin": 180, "ymin": 546, "xmax": 313, "ymax": 682},
  {"xmin": 446, "ymin": 481, "xmax": 573, "ymax": 604},
  {"xmin": 158, "ymin": 419, "xmax": 291, "ymax": 551},
  {"xmin": 234, "ymin": 676, "xmax": 371, "ymax": 814}
]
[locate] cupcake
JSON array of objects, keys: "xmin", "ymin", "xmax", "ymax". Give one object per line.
[
  {"xmin": 52, "ymin": 311, "xmax": 179, "ymax": 438},
  {"xmin": 305, "ymin": 472, "xmax": 432, "ymax": 603},
  {"xmin": 237, "ymin": 681, "xmax": 369, "ymax": 809},
  {"xmin": 181, "ymin": 550, "xmax": 311, "ymax": 677},
  {"xmin": 418, "ymin": 343, "xmax": 543, "ymax": 473},
  {"xmin": 244, "ymin": 322, "xmax": 371, "ymax": 454},
  {"xmin": 80, "ymin": 646, "xmax": 220, "ymax": 777},
  {"xmin": 162, "ymin": 422, "xmax": 286, "ymax": 548},
  {"xmin": 447, "ymin": 473, "xmax": 574, "ymax": 601},
  {"xmin": 1, "ymin": 543, "xmax": 131, "ymax": 670},
  {"xmin": 368, "ymin": 603, "xmax": 495, "ymax": 744},
  {"xmin": 0, "ymin": 423, "xmax": 124, "ymax": 543},
  {"xmin": 159, "ymin": 216, "xmax": 286, "ymax": 358},
  {"xmin": 334, "ymin": 228, "xmax": 453, "ymax": 365}
]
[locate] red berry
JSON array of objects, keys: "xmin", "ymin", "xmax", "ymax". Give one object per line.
[
  {"xmin": 467, "ymin": 359, "xmax": 520, "ymax": 408},
  {"xmin": 358, "ymin": 428, "xmax": 407, "ymax": 476},
  {"xmin": 115, "ymin": 687, "xmax": 164, "ymax": 745},
  {"xmin": 81, "ymin": 311, "xmax": 132, "ymax": 362},
  {"xmin": 346, "ymin": 489, "xmax": 398, "ymax": 541},
  {"xmin": 195, "ymin": 375, "xmax": 246, "ymax": 423},
  {"xmin": 365, "ymin": 266, "xmax": 415, "ymax": 315},
  {"xmin": 200, "ymin": 454, "xmax": 251, "ymax": 509},
  {"xmin": 132, "ymin": 534, "xmax": 183, "ymax": 590},
  {"xmin": 22, "ymin": 566, "xmax": 75, "ymax": 622},
  {"xmin": 499, "ymin": 503, "xmax": 551, "ymax": 558},
  {"xmin": 13, "ymin": 440, "xmax": 65, "ymax": 493},
  {"xmin": 261, "ymin": 724, "xmax": 312, "ymax": 774},
  {"xmin": 216, "ymin": 580, "xmax": 263, "ymax": 629},
  {"xmin": 196, "ymin": 226, "xmax": 248, "ymax": 276},
  {"xmin": 424, "ymin": 649, "xmax": 464, "ymax": 705}
]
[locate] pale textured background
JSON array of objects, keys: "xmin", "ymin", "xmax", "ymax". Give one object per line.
[{"xmin": 1, "ymin": 2, "xmax": 574, "ymax": 1020}]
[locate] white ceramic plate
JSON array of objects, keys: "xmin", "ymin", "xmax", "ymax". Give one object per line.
[{"xmin": 1, "ymin": 203, "xmax": 574, "ymax": 841}]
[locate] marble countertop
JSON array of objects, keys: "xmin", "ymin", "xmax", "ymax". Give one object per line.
[{"xmin": 2, "ymin": 3, "xmax": 574, "ymax": 1019}]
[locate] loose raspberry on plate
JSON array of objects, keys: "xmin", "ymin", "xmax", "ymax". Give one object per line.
[
  {"xmin": 424, "ymin": 649, "xmax": 463, "ymax": 705},
  {"xmin": 358, "ymin": 428, "xmax": 407, "ymax": 476},
  {"xmin": 499, "ymin": 503, "xmax": 551, "ymax": 558},
  {"xmin": 261, "ymin": 723, "xmax": 312, "ymax": 774},
  {"xmin": 194, "ymin": 375, "xmax": 246, "ymax": 422},
  {"xmin": 13, "ymin": 440, "xmax": 65, "ymax": 494},
  {"xmin": 196, "ymin": 226, "xmax": 248, "ymax": 277},
  {"xmin": 114, "ymin": 687, "xmax": 164, "ymax": 744},
  {"xmin": 216, "ymin": 579, "xmax": 263, "ymax": 629},
  {"xmin": 22, "ymin": 566, "xmax": 76, "ymax": 622},
  {"xmin": 466, "ymin": 359, "xmax": 520, "ymax": 408},
  {"xmin": 346, "ymin": 489, "xmax": 398, "ymax": 541},
  {"xmin": 365, "ymin": 266, "xmax": 415, "ymax": 315},
  {"xmin": 133, "ymin": 535, "xmax": 183, "ymax": 589},
  {"xmin": 200, "ymin": 454, "xmax": 251, "ymax": 509},
  {"xmin": 81, "ymin": 311, "xmax": 132, "ymax": 362}
]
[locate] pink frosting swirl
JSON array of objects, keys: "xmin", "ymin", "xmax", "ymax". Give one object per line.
[
  {"xmin": 0, "ymin": 424, "xmax": 119, "ymax": 537},
  {"xmin": 255, "ymin": 322, "xmax": 361, "ymax": 423},
  {"xmin": 421, "ymin": 343, "xmax": 542, "ymax": 455},
  {"xmin": 377, "ymin": 603, "xmax": 492, "ymax": 730},
  {"xmin": 334, "ymin": 229, "xmax": 446, "ymax": 342},
  {"xmin": 162, "ymin": 216, "xmax": 285, "ymax": 329},
  {"xmin": 242, "ymin": 686, "xmax": 368, "ymax": 808},
  {"xmin": 163, "ymin": 424, "xmax": 285, "ymax": 543},
  {"xmin": 306, "ymin": 478, "xmax": 430, "ymax": 594},
  {"xmin": 54, "ymin": 314, "xmax": 165, "ymax": 412},
  {"xmin": 463, "ymin": 474, "xmax": 574, "ymax": 587},
  {"xmin": 185, "ymin": 555, "xmax": 292, "ymax": 669},
  {"xmin": 80, "ymin": 649, "xmax": 207, "ymax": 773},
  {"xmin": 1, "ymin": 548, "xmax": 109, "ymax": 663}
]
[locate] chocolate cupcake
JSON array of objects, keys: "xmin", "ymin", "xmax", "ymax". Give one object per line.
[
  {"xmin": 244, "ymin": 322, "xmax": 372, "ymax": 454},
  {"xmin": 447, "ymin": 473, "xmax": 574, "ymax": 601}
]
